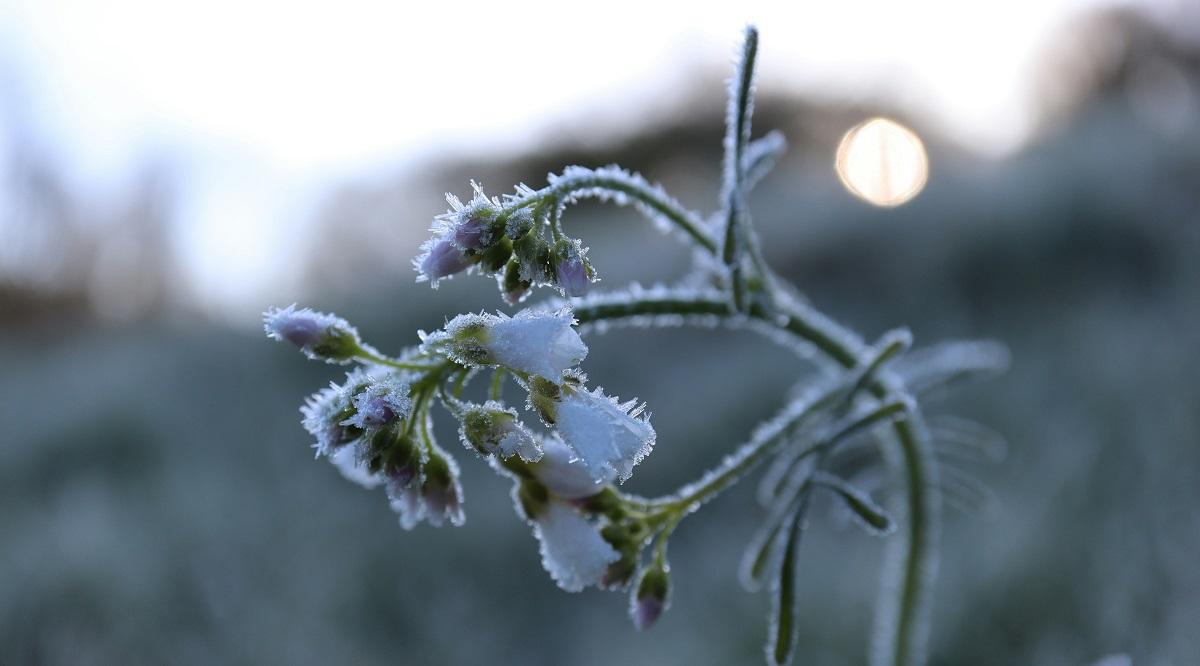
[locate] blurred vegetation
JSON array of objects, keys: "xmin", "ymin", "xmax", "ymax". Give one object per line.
[{"xmin": 1, "ymin": 8, "xmax": 1197, "ymax": 665}]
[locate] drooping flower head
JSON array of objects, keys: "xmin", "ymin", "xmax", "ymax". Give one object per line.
[{"xmin": 534, "ymin": 384, "xmax": 656, "ymax": 484}]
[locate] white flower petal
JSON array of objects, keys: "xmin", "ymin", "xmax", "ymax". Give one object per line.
[
  {"xmin": 532, "ymin": 501, "xmax": 619, "ymax": 592},
  {"xmin": 555, "ymin": 388, "xmax": 655, "ymax": 483},
  {"xmin": 486, "ymin": 309, "xmax": 587, "ymax": 381},
  {"xmin": 533, "ymin": 436, "xmax": 606, "ymax": 499},
  {"xmin": 328, "ymin": 444, "xmax": 383, "ymax": 489}
]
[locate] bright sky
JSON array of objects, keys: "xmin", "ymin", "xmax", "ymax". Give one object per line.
[{"xmin": 0, "ymin": 0, "xmax": 1148, "ymax": 316}]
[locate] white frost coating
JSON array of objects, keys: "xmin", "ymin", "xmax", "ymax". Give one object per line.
[
  {"xmin": 532, "ymin": 501, "xmax": 620, "ymax": 592},
  {"xmin": 343, "ymin": 375, "xmax": 413, "ymax": 429},
  {"xmin": 533, "ymin": 436, "xmax": 606, "ymax": 499},
  {"xmin": 300, "ymin": 366, "xmax": 377, "ymax": 457},
  {"xmin": 742, "ymin": 130, "xmax": 787, "ymax": 192},
  {"xmin": 328, "ymin": 444, "xmax": 383, "ymax": 489},
  {"xmin": 263, "ymin": 304, "xmax": 363, "ymax": 364},
  {"xmin": 555, "ymin": 387, "xmax": 655, "ymax": 483},
  {"xmin": 486, "ymin": 309, "xmax": 587, "ymax": 382},
  {"xmin": 538, "ymin": 165, "xmax": 714, "ymax": 248}
]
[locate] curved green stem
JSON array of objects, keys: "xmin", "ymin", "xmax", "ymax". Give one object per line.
[{"xmin": 499, "ymin": 169, "xmax": 717, "ymax": 253}]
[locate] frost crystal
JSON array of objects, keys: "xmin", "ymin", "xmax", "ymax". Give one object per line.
[
  {"xmin": 300, "ymin": 366, "xmax": 377, "ymax": 456},
  {"xmin": 555, "ymin": 387, "xmax": 655, "ymax": 483},
  {"xmin": 344, "ymin": 376, "xmax": 413, "ymax": 429},
  {"xmin": 532, "ymin": 500, "xmax": 620, "ymax": 592},
  {"xmin": 532, "ymin": 435, "xmax": 605, "ymax": 499},
  {"xmin": 460, "ymin": 402, "xmax": 543, "ymax": 462}
]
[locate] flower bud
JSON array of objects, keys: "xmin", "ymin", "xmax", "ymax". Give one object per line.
[
  {"xmin": 416, "ymin": 236, "xmax": 472, "ymax": 286},
  {"xmin": 420, "ymin": 452, "xmax": 464, "ymax": 527},
  {"xmin": 381, "ymin": 427, "xmax": 421, "ymax": 491},
  {"xmin": 501, "ymin": 258, "xmax": 532, "ymax": 305},
  {"xmin": 631, "ymin": 562, "xmax": 671, "ymax": 631},
  {"xmin": 479, "ymin": 236, "xmax": 514, "ymax": 273},
  {"xmin": 263, "ymin": 305, "xmax": 363, "ymax": 364},
  {"xmin": 453, "ymin": 213, "xmax": 492, "ymax": 251},
  {"xmin": 344, "ymin": 376, "xmax": 412, "ymax": 430},
  {"xmin": 301, "ymin": 367, "xmax": 376, "ymax": 455},
  {"xmin": 553, "ymin": 239, "xmax": 593, "ymax": 298},
  {"xmin": 460, "ymin": 402, "xmax": 542, "ymax": 462}
]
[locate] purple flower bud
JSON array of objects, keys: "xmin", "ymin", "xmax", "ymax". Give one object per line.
[
  {"xmin": 556, "ymin": 253, "xmax": 590, "ymax": 297},
  {"xmin": 263, "ymin": 305, "xmax": 362, "ymax": 363},
  {"xmin": 631, "ymin": 564, "xmax": 670, "ymax": 631},
  {"xmin": 419, "ymin": 238, "xmax": 470, "ymax": 282},
  {"xmin": 420, "ymin": 453, "xmax": 465, "ymax": 527},
  {"xmin": 453, "ymin": 215, "xmax": 489, "ymax": 251},
  {"xmin": 273, "ymin": 314, "xmax": 323, "ymax": 348}
]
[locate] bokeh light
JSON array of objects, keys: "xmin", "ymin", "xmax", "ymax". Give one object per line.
[{"xmin": 834, "ymin": 117, "xmax": 929, "ymax": 207}]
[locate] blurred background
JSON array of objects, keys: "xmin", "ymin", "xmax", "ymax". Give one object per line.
[{"xmin": 1, "ymin": 1, "xmax": 1197, "ymax": 664}]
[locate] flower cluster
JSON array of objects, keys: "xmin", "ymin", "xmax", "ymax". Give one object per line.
[
  {"xmin": 264, "ymin": 25, "xmax": 1005, "ymax": 666},
  {"xmin": 413, "ymin": 182, "xmax": 597, "ymax": 302},
  {"xmin": 267, "ymin": 304, "xmax": 658, "ymax": 596}
]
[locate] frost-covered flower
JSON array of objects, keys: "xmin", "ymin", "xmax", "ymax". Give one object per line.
[
  {"xmin": 264, "ymin": 304, "xmax": 363, "ymax": 364},
  {"xmin": 532, "ymin": 435, "xmax": 605, "ymax": 499},
  {"xmin": 531, "ymin": 500, "xmax": 620, "ymax": 592},
  {"xmin": 554, "ymin": 387, "xmax": 656, "ymax": 483},
  {"xmin": 415, "ymin": 235, "xmax": 471, "ymax": 286},
  {"xmin": 554, "ymin": 239, "xmax": 593, "ymax": 298},
  {"xmin": 328, "ymin": 443, "xmax": 383, "ymax": 489},
  {"xmin": 459, "ymin": 402, "xmax": 542, "ymax": 462},
  {"xmin": 344, "ymin": 376, "xmax": 412, "ymax": 429},
  {"xmin": 420, "ymin": 452, "xmax": 464, "ymax": 527},
  {"xmin": 300, "ymin": 367, "xmax": 376, "ymax": 456},
  {"xmin": 438, "ymin": 309, "xmax": 587, "ymax": 382}
]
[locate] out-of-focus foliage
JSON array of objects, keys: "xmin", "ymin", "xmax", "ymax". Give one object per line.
[{"xmin": 1, "ymin": 8, "xmax": 1197, "ymax": 665}]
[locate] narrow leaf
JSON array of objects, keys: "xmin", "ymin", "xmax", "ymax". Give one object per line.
[
  {"xmin": 814, "ymin": 472, "xmax": 895, "ymax": 536},
  {"xmin": 893, "ymin": 339, "xmax": 1010, "ymax": 397},
  {"xmin": 767, "ymin": 495, "xmax": 808, "ymax": 666}
]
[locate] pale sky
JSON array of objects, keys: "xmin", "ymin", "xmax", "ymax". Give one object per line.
[{"xmin": 0, "ymin": 0, "xmax": 1159, "ymax": 316}]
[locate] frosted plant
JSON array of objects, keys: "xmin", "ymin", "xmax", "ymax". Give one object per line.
[{"xmin": 265, "ymin": 26, "xmax": 1007, "ymax": 666}]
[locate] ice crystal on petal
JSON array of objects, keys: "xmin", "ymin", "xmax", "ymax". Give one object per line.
[
  {"xmin": 488, "ymin": 309, "xmax": 587, "ymax": 381},
  {"xmin": 533, "ymin": 435, "xmax": 606, "ymax": 499},
  {"xmin": 555, "ymin": 387, "xmax": 655, "ymax": 483},
  {"xmin": 460, "ymin": 402, "xmax": 543, "ymax": 462},
  {"xmin": 532, "ymin": 500, "xmax": 620, "ymax": 592}
]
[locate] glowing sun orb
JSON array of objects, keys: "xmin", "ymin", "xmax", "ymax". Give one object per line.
[{"xmin": 835, "ymin": 118, "xmax": 929, "ymax": 207}]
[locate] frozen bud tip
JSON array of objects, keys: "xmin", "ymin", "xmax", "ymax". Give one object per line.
[
  {"xmin": 420, "ymin": 453, "xmax": 465, "ymax": 527},
  {"xmin": 416, "ymin": 236, "xmax": 472, "ymax": 285},
  {"xmin": 631, "ymin": 564, "xmax": 671, "ymax": 631},
  {"xmin": 554, "ymin": 240, "xmax": 593, "ymax": 298},
  {"xmin": 264, "ymin": 304, "xmax": 362, "ymax": 364}
]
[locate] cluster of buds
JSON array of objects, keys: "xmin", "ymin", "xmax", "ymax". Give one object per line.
[{"xmin": 413, "ymin": 183, "xmax": 597, "ymax": 302}]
